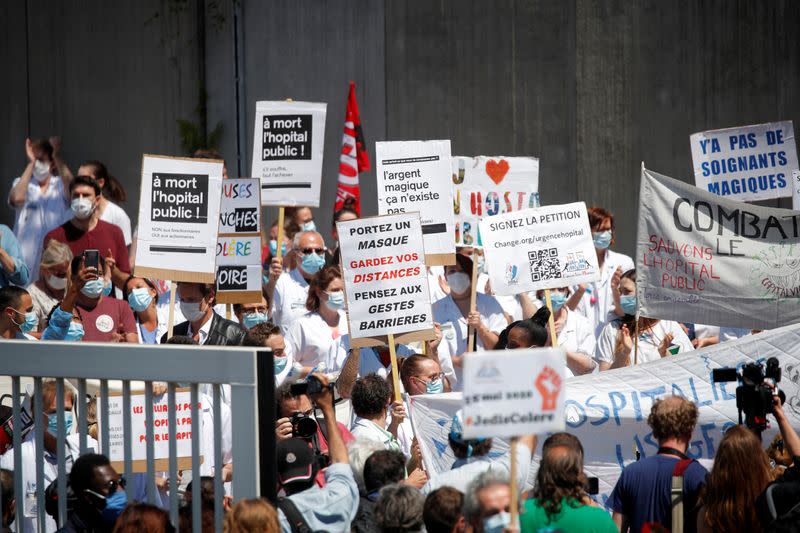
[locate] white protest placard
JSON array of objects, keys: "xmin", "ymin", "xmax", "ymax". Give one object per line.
[
  {"xmin": 637, "ymin": 167, "xmax": 800, "ymax": 329},
  {"xmin": 411, "ymin": 324, "xmax": 800, "ymax": 504},
  {"xmin": 376, "ymin": 140, "xmax": 455, "ymax": 265},
  {"xmin": 452, "ymin": 156, "xmax": 540, "ymax": 247},
  {"xmin": 216, "ymin": 178, "xmax": 262, "ymax": 303},
  {"xmin": 462, "ymin": 348, "xmax": 565, "ymax": 439},
  {"xmin": 135, "ymin": 155, "xmax": 223, "ymax": 283},
  {"xmin": 792, "ymin": 169, "xmax": 800, "ymax": 210},
  {"xmin": 251, "ymin": 100, "xmax": 327, "ymax": 207},
  {"xmin": 690, "ymin": 120, "xmax": 798, "ymax": 201},
  {"xmin": 103, "ymin": 389, "xmax": 200, "ymax": 472},
  {"xmin": 478, "ymin": 202, "xmax": 600, "ymax": 296},
  {"xmin": 338, "ymin": 213, "xmax": 434, "ymax": 341}
]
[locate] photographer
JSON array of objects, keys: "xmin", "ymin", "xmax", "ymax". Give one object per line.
[
  {"xmin": 276, "ymin": 373, "xmax": 359, "ymax": 533},
  {"xmin": 274, "ymin": 378, "xmax": 354, "ymax": 486}
]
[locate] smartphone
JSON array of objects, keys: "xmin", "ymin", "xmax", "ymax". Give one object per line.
[
  {"xmin": 586, "ymin": 477, "xmax": 599, "ymax": 495},
  {"xmin": 84, "ymin": 249, "xmax": 100, "ymax": 271}
]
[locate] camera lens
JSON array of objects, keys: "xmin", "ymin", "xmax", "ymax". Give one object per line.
[{"xmin": 292, "ymin": 414, "xmax": 318, "ymax": 439}]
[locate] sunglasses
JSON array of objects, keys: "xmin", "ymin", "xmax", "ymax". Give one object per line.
[{"xmin": 299, "ymin": 248, "xmax": 325, "ymax": 256}]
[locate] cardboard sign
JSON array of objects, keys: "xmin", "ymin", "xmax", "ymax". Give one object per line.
[
  {"xmin": 462, "ymin": 348, "xmax": 566, "ymax": 439},
  {"xmin": 452, "ymin": 156, "xmax": 540, "ymax": 247},
  {"xmin": 637, "ymin": 166, "xmax": 800, "ymax": 329},
  {"xmin": 216, "ymin": 179, "xmax": 262, "ymax": 303},
  {"xmin": 338, "ymin": 213, "xmax": 434, "ymax": 340},
  {"xmin": 478, "ymin": 202, "xmax": 600, "ymax": 296},
  {"xmin": 376, "ymin": 140, "xmax": 455, "ymax": 265},
  {"xmin": 252, "ymin": 100, "xmax": 327, "ymax": 207},
  {"xmin": 103, "ymin": 389, "xmax": 201, "ymax": 473},
  {"xmin": 135, "ymin": 155, "xmax": 223, "ymax": 283},
  {"xmin": 690, "ymin": 120, "xmax": 798, "ymax": 201}
]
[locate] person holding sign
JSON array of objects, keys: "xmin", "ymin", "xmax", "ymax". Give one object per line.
[
  {"xmin": 432, "ymin": 254, "xmax": 507, "ymax": 387},
  {"xmin": 161, "ymin": 282, "xmax": 245, "ymax": 346},
  {"xmin": 535, "ymin": 288, "xmax": 596, "ymax": 377},
  {"xmin": 568, "ymin": 207, "xmax": 634, "ymax": 333},
  {"xmin": 122, "ymin": 276, "xmax": 168, "ymax": 344},
  {"xmin": 285, "ymin": 266, "xmax": 348, "ymax": 372},
  {"xmin": 268, "ymin": 231, "xmax": 328, "ymax": 334},
  {"xmin": 594, "ymin": 270, "xmax": 692, "ymax": 370}
]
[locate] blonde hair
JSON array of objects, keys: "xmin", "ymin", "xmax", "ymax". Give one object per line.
[
  {"xmin": 223, "ymin": 498, "xmax": 279, "ymax": 533},
  {"xmin": 40, "ymin": 240, "xmax": 73, "ymax": 269}
]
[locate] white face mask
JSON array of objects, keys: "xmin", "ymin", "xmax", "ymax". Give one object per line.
[
  {"xmin": 446, "ymin": 272, "xmax": 471, "ymax": 295},
  {"xmin": 33, "ymin": 160, "xmax": 51, "ymax": 183},
  {"xmin": 46, "ymin": 274, "xmax": 68, "ymax": 290},
  {"xmin": 70, "ymin": 197, "xmax": 95, "ymax": 220}
]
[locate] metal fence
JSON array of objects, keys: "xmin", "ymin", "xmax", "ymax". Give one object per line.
[{"xmin": 0, "ymin": 340, "xmax": 275, "ymax": 532}]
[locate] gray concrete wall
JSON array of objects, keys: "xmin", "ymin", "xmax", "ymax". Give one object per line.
[{"xmin": 1, "ymin": 0, "xmax": 798, "ymax": 260}]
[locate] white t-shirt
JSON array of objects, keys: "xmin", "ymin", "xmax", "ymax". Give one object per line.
[
  {"xmin": 572, "ymin": 249, "xmax": 634, "ymax": 333},
  {"xmin": 285, "ymin": 311, "xmax": 348, "ymax": 368},
  {"xmin": 27, "ymin": 282, "xmax": 59, "ymax": 332},
  {"xmin": 100, "ymin": 200, "xmax": 133, "ymax": 246},
  {"xmin": 555, "ymin": 308, "xmax": 596, "ymax": 377},
  {"xmin": 594, "ymin": 319, "xmax": 693, "ymax": 366},
  {"xmin": 350, "ymin": 417, "xmax": 402, "ymax": 452},
  {"xmin": 10, "ymin": 176, "xmax": 70, "ymax": 282},
  {"xmin": 433, "ymin": 293, "xmax": 507, "ymax": 389},
  {"xmin": 271, "ymin": 269, "xmax": 311, "ymax": 334},
  {"xmin": 325, "ymin": 334, "xmax": 416, "ymax": 378}
]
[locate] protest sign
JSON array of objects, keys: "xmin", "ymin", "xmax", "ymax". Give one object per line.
[
  {"xmin": 375, "ymin": 140, "xmax": 455, "ymax": 265},
  {"xmin": 103, "ymin": 389, "xmax": 200, "ymax": 472},
  {"xmin": 251, "ymin": 100, "xmax": 327, "ymax": 207},
  {"xmin": 637, "ymin": 167, "xmax": 800, "ymax": 329},
  {"xmin": 338, "ymin": 212, "xmax": 435, "ymax": 345},
  {"xmin": 793, "ymin": 169, "xmax": 800, "ymax": 210},
  {"xmin": 462, "ymin": 349, "xmax": 565, "ymax": 439},
  {"xmin": 478, "ymin": 202, "xmax": 599, "ymax": 296},
  {"xmin": 135, "ymin": 155, "xmax": 223, "ymax": 283},
  {"xmin": 451, "ymin": 156, "xmax": 540, "ymax": 247},
  {"xmin": 411, "ymin": 323, "xmax": 800, "ymax": 504},
  {"xmin": 690, "ymin": 120, "xmax": 798, "ymax": 201},
  {"xmin": 216, "ymin": 178, "xmax": 262, "ymax": 304}
]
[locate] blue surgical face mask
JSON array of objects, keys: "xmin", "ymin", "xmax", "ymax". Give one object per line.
[
  {"xmin": 100, "ymin": 489, "xmax": 128, "ymax": 524},
  {"xmin": 64, "ymin": 322, "xmax": 85, "ymax": 342},
  {"xmin": 620, "ymin": 294, "xmax": 637, "ymax": 316},
  {"xmin": 47, "ymin": 411, "xmax": 73, "ymax": 436},
  {"xmin": 301, "ymin": 220, "xmax": 317, "ymax": 232},
  {"xmin": 243, "ymin": 311, "xmax": 269, "ymax": 329},
  {"xmin": 102, "ymin": 281, "xmax": 112, "ymax": 297},
  {"xmin": 9, "ymin": 309, "xmax": 38, "ymax": 333},
  {"xmin": 300, "ymin": 252, "xmax": 325, "ymax": 275},
  {"xmin": 593, "ymin": 230, "xmax": 612, "ymax": 250},
  {"xmin": 128, "ymin": 287, "xmax": 154, "ymax": 313},
  {"xmin": 547, "ymin": 292, "xmax": 568, "ymax": 312},
  {"xmin": 426, "ymin": 378, "xmax": 444, "ymax": 394},
  {"xmin": 274, "ymin": 356, "xmax": 288, "ymax": 375},
  {"xmin": 483, "ymin": 511, "xmax": 511, "ymax": 533},
  {"xmin": 324, "ymin": 291, "xmax": 345, "ymax": 311},
  {"xmin": 81, "ymin": 279, "xmax": 105, "ymax": 298},
  {"xmin": 269, "ymin": 239, "xmax": 286, "ymax": 257}
]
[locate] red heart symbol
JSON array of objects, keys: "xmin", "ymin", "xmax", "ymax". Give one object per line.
[{"xmin": 485, "ymin": 159, "xmax": 510, "ymax": 185}]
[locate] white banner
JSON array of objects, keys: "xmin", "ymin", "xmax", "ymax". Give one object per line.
[
  {"xmin": 637, "ymin": 167, "xmax": 800, "ymax": 330},
  {"xmin": 411, "ymin": 323, "xmax": 800, "ymax": 505},
  {"xmin": 478, "ymin": 202, "xmax": 600, "ymax": 296},
  {"xmin": 793, "ymin": 169, "xmax": 800, "ymax": 211},
  {"xmin": 135, "ymin": 155, "xmax": 223, "ymax": 282},
  {"xmin": 376, "ymin": 140, "xmax": 455, "ymax": 262},
  {"xmin": 690, "ymin": 120, "xmax": 798, "ymax": 201},
  {"xmin": 104, "ymin": 389, "xmax": 201, "ymax": 472},
  {"xmin": 338, "ymin": 213, "xmax": 434, "ymax": 338},
  {"xmin": 462, "ymin": 349, "xmax": 565, "ymax": 439},
  {"xmin": 252, "ymin": 101, "xmax": 327, "ymax": 207},
  {"xmin": 452, "ymin": 156, "xmax": 540, "ymax": 247}
]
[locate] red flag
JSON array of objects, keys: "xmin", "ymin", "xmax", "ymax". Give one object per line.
[{"xmin": 335, "ymin": 81, "xmax": 370, "ymax": 214}]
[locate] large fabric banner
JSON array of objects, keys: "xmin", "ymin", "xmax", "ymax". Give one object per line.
[
  {"xmin": 451, "ymin": 156, "xmax": 540, "ymax": 247},
  {"xmin": 411, "ymin": 323, "xmax": 800, "ymax": 505},
  {"xmin": 637, "ymin": 167, "xmax": 800, "ymax": 330},
  {"xmin": 690, "ymin": 121, "xmax": 797, "ymax": 201}
]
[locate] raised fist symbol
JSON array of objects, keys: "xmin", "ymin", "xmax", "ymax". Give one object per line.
[{"xmin": 535, "ymin": 366, "xmax": 562, "ymax": 411}]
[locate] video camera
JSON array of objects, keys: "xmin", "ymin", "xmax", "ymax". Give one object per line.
[
  {"xmin": 289, "ymin": 374, "xmax": 333, "ymax": 396},
  {"xmin": 712, "ymin": 357, "xmax": 786, "ymax": 439}
]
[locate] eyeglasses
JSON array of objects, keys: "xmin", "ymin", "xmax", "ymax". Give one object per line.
[
  {"xmin": 107, "ymin": 477, "xmax": 126, "ymax": 492},
  {"xmin": 412, "ymin": 372, "xmax": 444, "ymax": 384},
  {"xmin": 299, "ymin": 248, "xmax": 326, "ymax": 256}
]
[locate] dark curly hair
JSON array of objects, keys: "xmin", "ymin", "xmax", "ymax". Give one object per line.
[
  {"xmin": 351, "ymin": 373, "xmax": 392, "ymax": 418},
  {"xmin": 648, "ymin": 395, "xmax": 698, "ymax": 441},
  {"xmin": 533, "ymin": 437, "xmax": 588, "ymax": 520}
]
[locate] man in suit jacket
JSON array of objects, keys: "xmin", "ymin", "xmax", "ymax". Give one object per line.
[{"xmin": 161, "ymin": 282, "xmax": 245, "ymax": 346}]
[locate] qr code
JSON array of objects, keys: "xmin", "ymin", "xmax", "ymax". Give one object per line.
[{"xmin": 529, "ymin": 248, "xmax": 562, "ymax": 282}]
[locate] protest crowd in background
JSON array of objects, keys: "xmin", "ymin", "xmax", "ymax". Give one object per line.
[{"xmin": 2, "ymin": 106, "xmax": 800, "ymax": 533}]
